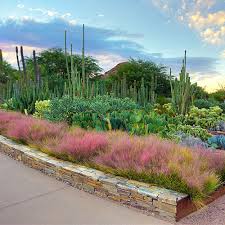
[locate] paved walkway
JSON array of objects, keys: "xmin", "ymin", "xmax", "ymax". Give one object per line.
[{"xmin": 0, "ymin": 152, "xmax": 225, "ymax": 225}]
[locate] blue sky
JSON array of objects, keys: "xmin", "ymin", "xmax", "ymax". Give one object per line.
[{"xmin": 0, "ymin": 0, "xmax": 225, "ymax": 92}]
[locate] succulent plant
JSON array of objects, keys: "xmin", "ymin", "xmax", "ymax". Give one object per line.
[
  {"xmin": 177, "ymin": 132, "xmax": 209, "ymax": 149},
  {"xmin": 208, "ymin": 135, "xmax": 225, "ymax": 149}
]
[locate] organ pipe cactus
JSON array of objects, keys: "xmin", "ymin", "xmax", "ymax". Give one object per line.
[
  {"xmin": 0, "ymin": 49, "xmax": 3, "ymax": 66},
  {"xmin": 33, "ymin": 50, "xmax": 41, "ymax": 86},
  {"xmin": 170, "ymin": 51, "xmax": 192, "ymax": 115},
  {"xmin": 82, "ymin": 24, "xmax": 85, "ymax": 81},
  {"xmin": 0, "ymin": 49, "xmax": 3, "ymax": 77},
  {"xmin": 20, "ymin": 46, "xmax": 27, "ymax": 82},
  {"xmin": 65, "ymin": 30, "xmax": 70, "ymax": 79},
  {"xmin": 15, "ymin": 46, "xmax": 22, "ymax": 76}
]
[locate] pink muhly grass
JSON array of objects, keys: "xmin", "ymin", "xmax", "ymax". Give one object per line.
[
  {"xmin": 198, "ymin": 149, "xmax": 225, "ymax": 172},
  {"xmin": 167, "ymin": 147, "xmax": 220, "ymax": 191},
  {"xmin": 139, "ymin": 136, "xmax": 175, "ymax": 173},
  {"xmin": 57, "ymin": 131, "xmax": 108, "ymax": 161},
  {"xmin": 7, "ymin": 117, "xmax": 66, "ymax": 145},
  {"xmin": 0, "ymin": 111, "xmax": 23, "ymax": 135},
  {"xmin": 95, "ymin": 135, "xmax": 146, "ymax": 171}
]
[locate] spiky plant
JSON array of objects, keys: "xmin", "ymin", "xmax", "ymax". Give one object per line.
[{"xmin": 170, "ymin": 50, "xmax": 193, "ymax": 115}]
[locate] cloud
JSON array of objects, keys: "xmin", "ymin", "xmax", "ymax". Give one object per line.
[
  {"xmin": 149, "ymin": 0, "xmax": 225, "ymax": 45},
  {"xmin": 0, "ymin": 17, "xmax": 147, "ymax": 59},
  {"xmin": 1, "ymin": 43, "xmax": 45, "ymax": 66},
  {"xmin": 17, "ymin": 4, "xmax": 25, "ymax": 9},
  {"xmin": 221, "ymin": 50, "xmax": 225, "ymax": 58},
  {"xmin": 0, "ymin": 17, "xmax": 220, "ymax": 73},
  {"xmin": 91, "ymin": 53, "xmax": 126, "ymax": 71},
  {"xmin": 97, "ymin": 14, "xmax": 105, "ymax": 17},
  {"xmin": 189, "ymin": 11, "xmax": 225, "ymax": 44},
  {"xmin": 0, "ymin": 16, "xmax": 223, "ymax": 91},
  {"xmin": 155, "ymin": 55, "xmax": 220, "ymax": 77},
  {"xmin": 190, "ymin": 71, "xmax": 225, "ymax": 92}
]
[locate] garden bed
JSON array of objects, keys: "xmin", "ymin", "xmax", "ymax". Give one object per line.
[
  {"xmin": 1, "ymin": 135, "xmax": 225, "ymax": 222},
  {"xmin": 0, "ymin": 110, "xmax": 225, "ymax": 221}
]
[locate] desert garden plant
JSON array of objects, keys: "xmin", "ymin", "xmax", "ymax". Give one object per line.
[{"xmin": 1, "ymin": 110, "xmax": 225, "ymax": 204}]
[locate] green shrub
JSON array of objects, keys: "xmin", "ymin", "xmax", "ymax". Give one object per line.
[
  {"xmin": 185, "ymin": 106, "xmax": 224, "ymax": 130},
  {"xmin": 33, "ymin": 100, "xmax": 51, "ymax": 118},
  {"xmin": 176, "ymin": 124, "xmax": 211, "ymax": 141},
  {"xmin": 194, "ymin": 99, "xmax": 218, "ymax": 109},
  {"xmin": 45, "ymin": 95, "xmax": 139, "ymax": 128},
  {"xmin": 219, "ymin": 102, "xmax": 225, "ymax": 113}
]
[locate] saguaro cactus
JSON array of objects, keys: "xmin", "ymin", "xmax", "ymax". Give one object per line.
[{"xmin": 170, "ymin": 50, "xmax": 192, "ymax": 115}]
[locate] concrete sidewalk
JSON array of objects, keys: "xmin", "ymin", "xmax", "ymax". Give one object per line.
[
  {"xmin": 0, "ymin": 152, "xmax": 171, "ymax": 225},
  {"xmin": 1, "ymin": 152, "xmax": 225, "ymax": 225}
]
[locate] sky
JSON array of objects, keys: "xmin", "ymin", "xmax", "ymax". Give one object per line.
[{"xmin": 0, "ymin": 0, "xmax": 225, "ymax": 92}]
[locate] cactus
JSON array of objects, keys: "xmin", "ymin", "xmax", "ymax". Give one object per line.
[
  {"xmin": 0, "ymin": 49, "xmax": 3, "ymax": 79},
  {"xmin": 170, "ymin": 50, "xmax": 192, "ymax": 115},
  {"xmin": 82, "ymin": 24, "xmax": 85, "ymax": 81},
  {"xmin": 33, "ymin": 50, "xmax": 41, "ymax": 86},
  {"xmin": 20, "ymin": 46, "xmax": 27, "ymax": 82},
  {"xmin": 0, "ymin": 49, "xmax": 3, "ymax": 67},
  {"xmin": 64, "ymin": 30, "xmax": 70, "ymax": 79},
  {"xmin": 150, "ymin": 73, "xmax": 157, "ymax": 104},
  {"xmin": 15, "ymin": 46, "xmax": 22, "ymax": 76}
]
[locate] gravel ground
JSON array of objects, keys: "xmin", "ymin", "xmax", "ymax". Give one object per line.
[{"xmin": 178, "ymin": 195, "xmax": 225, "ymax": 225}]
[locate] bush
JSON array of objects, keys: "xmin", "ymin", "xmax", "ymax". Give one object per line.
[
  {"xmin": 45, "ymin": 95, "xmax": 139, "ymax": 126},
  {"xmin": 194, "ymin": 99, "xmax": 218, "ymax": 109},
  {"xmin": 177, "ymin": 132, "xmax": 209, "ymax": 149},
  {"xmin": 176, "ymin": 125, "xmax": 211, "ymax": 141},
  {"xmin": 33, "ymin": 100, "xmax": 50, "ymax": 118},
  {"xmin": 219, "ymin": 102, "xmax": 225, "ymax": 113},
  {"xmin": 208, "ymin": 135, "xmax": 225, "ymax": 149},
  {"xmin": 185, "ymin": 106, "xmax": 224, "ymax": 130}
]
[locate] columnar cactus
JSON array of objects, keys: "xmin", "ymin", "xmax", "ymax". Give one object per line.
[
  {"xmin": 20, "ymin": 46, "xmax": 27, "ymax": 82},
  {"xmin": 33, "ymin": 50, "xmax": 41, "ymax": 86},
  {"xmin": 65, "ymin": 30, "xmax": 70, "ymax": 79},
  {"xmin": 170, "ymin": 50, "xmax": 192, "ymax": 115},
  {"xmin": 0, "ymin": 49, "xmax": 3, "ymax": 75},
  {"xmin": 15, "ymin": 46, "xmax": 22, "ymax": 76}
]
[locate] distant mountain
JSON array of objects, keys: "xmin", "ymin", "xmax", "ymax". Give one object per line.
[{"xmin": 103, "ymin": 62, "xmax": 128, "ymax": 78}]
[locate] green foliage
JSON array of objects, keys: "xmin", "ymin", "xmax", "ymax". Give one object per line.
[
  {"xmin": 7, "ymin": 81, "xmax": 50, "ymax": 114},
  {"xmin": 44, "ymin": 96, "xmax": 180, "ymax": 137},
  {"xmin": 176, "ymin": 124, "xmax": 211, "ymax": 141},
  {"xmin": 194, "ymin": 98, "xmax": 218, "ymax": 109},
  {"xmin": 185, "ymin": 106, "xmax": 224, "ymax": 129},
  {"xmin": 106, "ymin": 58, "xmax": 170, "ymax": 98},
  {"xmin": 192, "ymin": 85, "xmax": 209, "ymax": 99},
  {"xmin": 25, "ymin": 48, "xmax": 102, "ymax": 95},
  {"xmin": 208, "ymin": 135, "xmax": 225, "ymax": 149},
  {"xmin": 170, "ymin": 51, "xmax": 195, "ymax": 115},
  {"xmin": 33, "ymin": 100, "xmax": 50, "ymax": 118},
  {"xmin": 45, "ymin": 95, "xmax": 139, "ymax": 127},
  {"xmin": 219, "ymin": 102, "xmax": 225, "ymax": 113},
  {"xmin": 209, "ymin": 86, "xmax": 225, "ymax": 102},
  {"xmin": 154, "ymin": 103, "xmax": 176, "ymax": 116}
]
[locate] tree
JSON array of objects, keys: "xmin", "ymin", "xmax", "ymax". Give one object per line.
[
  {"xmin": 191, "ymin": 84, "xmax": 209, "ymax": 100},
  {"xmin": 210, "ymin": 85, "xmax": 225, "ymax": 102},
  {"xmin": 105, "ymin": 59, "xmax": 171, "ymax": 97},
  {"xmin": 25, "ymin": 48, "xmax": 102, "ymax": 91},
  {"xmin": 0, "ymin": 61, "xmax": 18, "ymax": 84}
]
